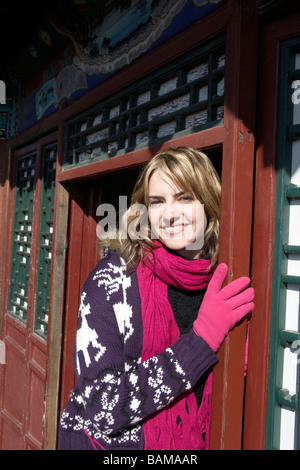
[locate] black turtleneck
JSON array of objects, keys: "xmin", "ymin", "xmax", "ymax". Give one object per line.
[{"xmin": 168, "ymin": 284, "xmax": 210, "ymax": 408}]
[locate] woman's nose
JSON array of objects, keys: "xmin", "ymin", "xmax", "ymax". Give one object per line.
[{"xmin": 162, "ymin": 202, "xmax": 180, "ymax": 222}]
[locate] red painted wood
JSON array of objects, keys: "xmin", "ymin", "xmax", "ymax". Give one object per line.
[
  {"xmin": 241, "ymin": 22, "xmax": 279, "ymax": 452},
  {"xmin": 59, "ymin": 191, "xmax": 86, "ymax": 410},
  {"xmin": 58, "ymin": 171, "xmax": 140, "ymax": 414},
  {"xmin": 57, "ymin": 126, "xmax": 228, "ymax": 184},
  {"xmin": 210, "ymin": 0, "xmax": 258, "ymax": 450},
  {"xmin": 0, "ymin": 139, "xmax": 9, "ymax": 321}
]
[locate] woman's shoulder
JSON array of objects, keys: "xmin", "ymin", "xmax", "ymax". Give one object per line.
[
  {"xmin": 82, "ymin": 248, "xmax": 136, "ymax": 300},
  {"xmin": 93, "ymin": 247, "xmax": 133, "ymax": 274}
]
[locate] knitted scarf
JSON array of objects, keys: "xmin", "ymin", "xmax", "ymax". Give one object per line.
[{"xmin": 136, "ymin": 242, "xmax": 213, "ymax": 450}]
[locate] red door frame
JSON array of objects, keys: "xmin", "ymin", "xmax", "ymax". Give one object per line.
[
  {"xmin": 0, "ymin": 139, "xmax": 9, "ymax": 333},
  {"xmin": 58, "ymin": 180, "xmax": 102, "ymax": 413}
]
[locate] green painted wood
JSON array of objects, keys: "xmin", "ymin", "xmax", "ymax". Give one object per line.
[
  {"xmin": 34, "ymin": 143, "xmax": 57, "ymax": 339},
  {"xmin": 266, "ymin": 37, "xmax": 300, "ymax": 450},
  {"xmin": 8, "ymin": 152, "xmax": 36, "ymax": 323}
]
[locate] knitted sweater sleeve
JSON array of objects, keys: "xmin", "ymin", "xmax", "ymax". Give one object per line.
[{"xmin": 60, "ymin": 250, "xmax": 218, "ymax": 448}]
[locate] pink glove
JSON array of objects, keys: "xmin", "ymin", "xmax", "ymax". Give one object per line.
[{"xmin": 193, "ymin": 263, "xmax": 254, "ymax": 352}]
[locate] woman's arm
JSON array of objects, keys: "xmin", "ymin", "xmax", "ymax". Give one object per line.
[{"xmin": 61, "ymin": 256, "xmax": 218, "ymax": 441}]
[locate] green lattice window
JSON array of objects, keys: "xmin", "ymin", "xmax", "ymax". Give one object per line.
[
  {"xmin": 8, "ymin": 152, "xmax": 36, "ymax": 323},
  {"xmin": 64, "ymin": 34, "xmax": 225, "ymax": 167},
  {"xmin": 8, "ymin": 142, "xmax": 56, "ymax": 340},
  {"xmin": 34, "ymin": 143, "xmax": 57, "ymax": 338}
]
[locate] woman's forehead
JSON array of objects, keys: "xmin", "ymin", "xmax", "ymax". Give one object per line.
[{"xmin": 148, "ymin": 169, "xmax": 183, "ymax": 193}]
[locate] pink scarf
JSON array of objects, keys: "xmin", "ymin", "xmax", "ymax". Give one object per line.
[{"xmin": 136, "ymin": 242, "xmax": 213, "ymax": 450}]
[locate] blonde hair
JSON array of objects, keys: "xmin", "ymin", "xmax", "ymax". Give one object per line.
[{"xmin": 100, "ymin": 146, "xmax": 221, "ymax": 268}]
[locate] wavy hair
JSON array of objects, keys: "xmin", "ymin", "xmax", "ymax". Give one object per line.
[{"xmin": 100, "ymin": 146, "xmax": 221, "ymax": 269}]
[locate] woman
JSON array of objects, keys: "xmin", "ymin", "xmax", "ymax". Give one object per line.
[{"xmin": 59, "ymin": 146, "xmax": 254, "ymax": 450}]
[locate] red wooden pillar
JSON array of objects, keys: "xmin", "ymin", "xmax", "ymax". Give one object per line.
[
  {"xmin": 0, "ymin": 139, "xmax": 9, "ymax": 448},
  {"xmin": 210, "ymin": 0, "xmax": 258, "ymax": 449},
  {"xmin": 241, "ymin": 20, "xmax": 279, "ymax": 451},
  {"xmin": 0, "ymin": 139, "xmax": 9, "ymax": 326}
]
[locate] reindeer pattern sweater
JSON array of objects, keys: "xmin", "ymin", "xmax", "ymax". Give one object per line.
[{"xmin": 59, "ymin": 249, "xmax": 218, "ymax": 450}]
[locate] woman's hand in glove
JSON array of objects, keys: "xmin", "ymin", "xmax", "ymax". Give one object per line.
[{"xmin": 193, "ymin": 263, "xmax": 254, "ymax": 352}]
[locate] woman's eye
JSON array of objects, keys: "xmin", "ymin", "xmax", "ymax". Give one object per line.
[
  {"xmin": 149, "ymin": 199, "xmax": 162, "ymax": 206},
  {"xmin": 179, "ymin": 195, "xmax": 193, "ymax": 202}
]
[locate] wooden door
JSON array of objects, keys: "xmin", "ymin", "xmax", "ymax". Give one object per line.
[
  {"xmin": 58, "ymin": 167, "xmax": 140, "ymax": 418},
  {"xmin": 0, "ymin": 133, "xmax": 57, "ymax": 449}
]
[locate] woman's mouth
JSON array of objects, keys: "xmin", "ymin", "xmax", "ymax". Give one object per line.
[{"xmin": 161, "ymin": 224, "xmax": 186, "ymax": 235}]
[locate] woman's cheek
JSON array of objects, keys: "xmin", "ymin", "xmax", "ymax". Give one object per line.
[{"xmin": 148, "ymin": 209, "xmax": 160, "ymax": 239}]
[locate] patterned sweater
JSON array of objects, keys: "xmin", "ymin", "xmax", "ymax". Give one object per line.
[{"xmin": 59, "ymin": 249, "xmax": 218, "ymax": 450}]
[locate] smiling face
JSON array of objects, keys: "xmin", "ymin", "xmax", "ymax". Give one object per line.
[{"xmin": 147, "ymin": 170, "xmax": 207, "ymax": 259}]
